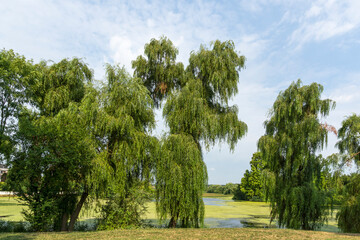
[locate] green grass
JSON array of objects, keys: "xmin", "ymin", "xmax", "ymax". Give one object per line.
[
  {"xmin": 1, "ymin": 228, "xmax": 360, "ymax": 240},
  {"xmin": 0, "ymin": 196, "xmax": 340, "ymax": 233},
  {"xmin": 0, "ymin": 197, "xmax": 25, "ymax": 221}
]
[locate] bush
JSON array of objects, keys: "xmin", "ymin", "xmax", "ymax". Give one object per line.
[
  {"xmin": 232, "ymin": 185, "xmax": 248, "ymax": 200},
  {"xmin": 337, "ymin": 174, "xmax": 360, "ymax": 233},
  {"xmin": 0, "ymin": 182, "xmax": 8, "ymax": 191},
  {"xmin": 97, "ymin": 187, "xmax": 151, "ymax": 230},
  {"xmin": 0, "ymin": 221, "xmax": 30, "ymax": 232}
]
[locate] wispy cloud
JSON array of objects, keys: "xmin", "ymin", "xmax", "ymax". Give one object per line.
[
  {"xmin": 290, "ymin": 0, "xmax": 360, "ymax": 49},
  {"xmin": 1, "ymin": 0, "xmax": 360, "ymax": 184}
]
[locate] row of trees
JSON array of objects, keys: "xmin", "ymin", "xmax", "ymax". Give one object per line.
[
  {"xmin": 0, "ymin": 37, "xmax": 247, "ymax": 231},
  {"xmin": 206, "ymin": 183, "xmax": 237, "ymax": 195},
  {"xmin": 2, "ymin": 37, "xmax": 360, "ymax": 233}
]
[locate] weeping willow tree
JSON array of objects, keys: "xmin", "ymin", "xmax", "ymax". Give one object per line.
[
  {"xmin": 95, "ymin": 64, "xmax": 157, "ymax": 229},
  {"xmin": 258, "ymin": 80, "xmax": 335, "ymax": 230},
  {"xmin": 156, "ymin": 134, "xmax": 206, "ymax": 228},
  {"xmin": 336, "ymin": 114, "xmax": 360, "ymax": 232},
  {"xmin": 134, "ymin": 38, "xmax": 247, "ymax": 227},
  {"xmin": 33, "ymin": 58, "xmax": 92, "ymax": 116}
]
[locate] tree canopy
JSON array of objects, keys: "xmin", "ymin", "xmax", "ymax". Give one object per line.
[
  {"xmin": 141, "ymin": 38, "xmax": 247, "ymax": 227},
  {"xmin": 132, "ymin": 37, "xmax": 184, "ymax": 107},
  {"xmin": 234, "ymin": 152, "xmax": 265, "ymax": 201},
  {"xmin": 258, "ymin": 80, "xmax": 335, "ymax": 230},
  {"xmin": 6, "ymin": 58, "xmax": 96, "ymax": 231},
  {"xmin": 0, "ymin": 49, "xmax": 35, "ymax": 162},
  {"xmin": 94, "ymin": 65, "xmax": 157, "ymax": 229},
  {"xmin": 336, "ymin": 114, "xmax": 360, "ymax": 232}
]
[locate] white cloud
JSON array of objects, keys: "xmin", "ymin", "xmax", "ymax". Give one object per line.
[
  {"xmin": 290, "ymin": 0, "xmax": 360, "ymax": 48},
  {"xmin": 1, "ymin": 0, "xmax": 359, "ymax": 184},
  {"xmin": 110, "ymin": 36, "xmax": 139, "ymax": 71}
]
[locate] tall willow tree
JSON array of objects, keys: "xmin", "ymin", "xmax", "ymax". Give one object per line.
[
  {"xmin": 7, "ymin": 58, "xmax": 95, "ymax": 231},
  {"xmin": 95, "ymin": 65, "xmax": 157, "ymax": 229},
  {"xmin": 336, "ymin": 114, "xmax": 360, "ymax": 232},
  {"xmin": 258, "ymin": 80, "xmax": 335, "ymax": 230},
  {"xmin": 135, "ymin": 38, "xmax": 247, "ymax": 227}
]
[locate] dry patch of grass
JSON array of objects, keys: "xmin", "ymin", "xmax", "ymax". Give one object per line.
[{"xmin": 1, "ymin": 228, "xmax": 359, "ymax": 240}]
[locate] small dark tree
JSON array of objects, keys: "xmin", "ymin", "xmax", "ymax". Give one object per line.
[{"xmin": 235, "ymin": 152, "xmax": 265, "ymax": 201}]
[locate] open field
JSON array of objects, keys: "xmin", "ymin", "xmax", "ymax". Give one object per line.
[
  {"xmin": 0, "ymin": 195, "xmax": 339, "ymax": 232},
  {"xmin": 1, "ymin": 228, "xmax": 360, "ymax": 240}
]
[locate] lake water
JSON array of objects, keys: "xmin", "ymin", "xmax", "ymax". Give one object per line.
[
  {"xmin": 202, "ymin": 197, "xmax": 231, "ymax": 206},
  {"xmin": 203, "ymin": 197, "xmax": 271, "ymax": 228}
]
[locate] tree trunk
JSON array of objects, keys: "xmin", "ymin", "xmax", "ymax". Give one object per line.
[
  {"xmin": 68, "ymin": 191, "xmax": 88, "ymax": 232},
  {"xmin": 60, "ymin": 212, "xmax": 69, "ymax": 231},
  {"xmin": 168, "ymin": 216, "xmax": 177, "ymax": 228}
]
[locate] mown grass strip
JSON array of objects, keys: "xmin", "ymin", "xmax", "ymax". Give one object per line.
[{"xmin": 1, "ymin": 228, "xmax": 359, "ymax": 240}]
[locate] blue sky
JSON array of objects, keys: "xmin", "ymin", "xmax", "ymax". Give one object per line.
[{"xmin": 1, "ymin": 0, "xmax": 360, "ymax": 184}]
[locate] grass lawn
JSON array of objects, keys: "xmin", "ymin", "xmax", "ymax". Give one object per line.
[
  {"xmin": 0, "ymin": 195, "xmax": 341, "ymax": 234},
  {"xmin": 0, "ymin": 197, "xmax": 25, "ymax": 221},
  {"xmin": 1, "ymin": 228, "xmax": 360, "ymax": 240}
]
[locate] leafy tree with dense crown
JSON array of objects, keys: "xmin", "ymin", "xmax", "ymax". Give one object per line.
[
  {"xmin": 258, "ymin": 80, "xmax": 335, "ymax": 230},
  {"xmin": 134, "ymin": 38, "xmax": 247, "ymax": 227},
  {"xmin": 336, "ymin": 114, "xmax": 360, "ymax": 232},
  {"xmin": 0, "ymin": 49, "xmax": 35, "ymax": 162},
  {"xmin": 234, "ymin": 152, "xmax": 265, "ymax": 201},
  {"xmin": 6, "ymin": 58, "xmax": 95, "ymax": 231}
]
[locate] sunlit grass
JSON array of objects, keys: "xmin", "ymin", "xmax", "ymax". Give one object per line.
[
  {"xmin": 1, "ymin": 228, "xmax": 360, "ymax": 240},
  {"xmin": 0, "ymin": 196, "xmax": 340, "ymax": 232},
  {"xmin": 0, "ymin": 197, "xmax": 25, "ymax": 221}
]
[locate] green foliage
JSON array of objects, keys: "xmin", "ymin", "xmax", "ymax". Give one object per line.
[
  {"xmin": 151, "ymin": 38, "xmax": 247, "ymax": 228},
  {"xmin": 132, "ymin": 36, "xmax": 184, "ymax": 107},
  {"xmin": 186, "ymin": 40, "xmax": 246, "ymax": 106},
  {"xmin": 336, "ymin": 174, "xmax": 360, "ymax": 233},
  {"xmin": 33, "ymin": 58, "xmax": 92, "ymax": 116},
  {"xmin": 0, "ymin": 220, "xmax": 30, "ymax": 233},
  {"xmin": 336, "ymin": 114, "xmax": 360, "ymax": 232},
  {"xmin": 0, "ymin": 182, "xmax": 7, "ymax": 191},
  {"xmin": 156, "ymin": 134, "xmax": 207, "ymax": 228},
  {"xmin": 7, "ymin": 101, "xmax": 96, "ymax": 231},
  {"xmin": 163, "ymin": 78, "xmax": 247, "ymax": 151},
  {"xmin": 258, "ymin": 80, "xmax": 335, "ymax": 230},
  {"xmin": 222, "ymin": 183, "xmax": 237, "ymax": 195},
  {"xmin": 94, "ymin": 65, "xmax": 156, "ymax": 229},
  {"xmin": 205, "ymin": 183, "xmax": 237, "ymax": 195},
  {"xmin": 97, "ymin": 187, "xmax": 151, "ymax": 230},
  {"xmin": 319, "ymin": 154, "xmax": 344, "ymax": 206},
  {"xmin": 206, "ymin": 184, "xmax": 225, "ymax": 194},
  {"xmin": 234, "ymin": 152, "xmax": 265, "ymax": 201},
  {"xmin": 6, "ymin": 58, "xmax": 96, "ymax": 232},
  {"xmin": 336, "ymin": 114, "xmax": 360, "ymax": 165},
  {"xmin": 0, "ymin": 49, "xmax": 35, "ymax": 162}
]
